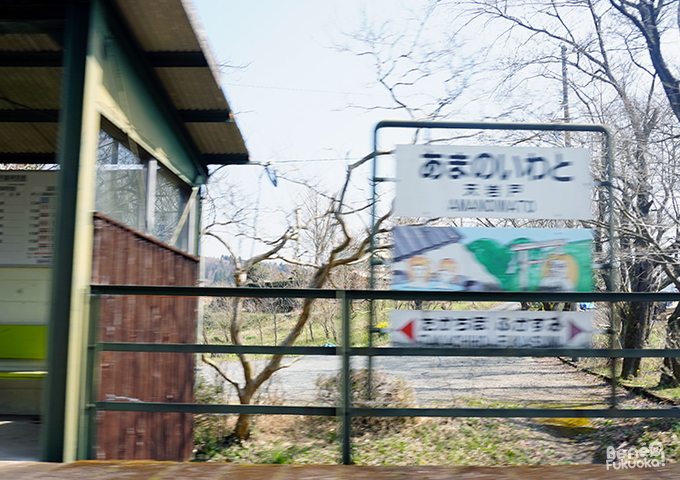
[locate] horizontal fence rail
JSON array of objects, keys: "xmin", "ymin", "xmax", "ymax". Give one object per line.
[
  {"xmin": 97, "ymin": 343, "xmax": 680, "ymax": 358},
  {"xmin": 90, "ymin": 284, "xmax": 680, "ymax": 302},
  {"xmin": 94, "ymin": 403, "xmax": 680, "ymax": 419},
  {"xmin": 86, "ymin": 285, "xmax": 680, "ymax": 464}
]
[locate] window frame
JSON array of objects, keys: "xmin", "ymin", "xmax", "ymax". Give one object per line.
[{"xmin": 96, "ymin": 118, "xmax": 196, "ymax": 253}]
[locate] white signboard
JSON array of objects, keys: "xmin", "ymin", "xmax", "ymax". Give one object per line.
[
  {"xmin": 0, "ymin": 171, "xmax": 57, "ymax": 266},
  {"xmin": 394, "ymin": 145, "xmax": 591, "ymax": 220},
  {"xmin": 390, "ymin": 310, "xmax": 592, "ymax": 348}
]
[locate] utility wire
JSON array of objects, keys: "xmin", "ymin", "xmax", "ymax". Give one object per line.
[
  {"xmin": 265, "ymin": 157, "xmax": 362, "ymax": 164},
  {"xmin": 223, "ymin": 82, "xmax": 385, "ymax": 97}
]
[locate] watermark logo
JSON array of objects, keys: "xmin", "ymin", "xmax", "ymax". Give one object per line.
[{"xmin": 606, "ymin": 441, "xmax": 665, "ymax": 470}]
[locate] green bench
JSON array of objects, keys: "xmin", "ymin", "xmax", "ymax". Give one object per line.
[
  {"xmin": 0, "ymin": 324, "xmax": 47, "ymax": 377},
  {"xmin": 0, "ymin": 324, "xmax": 47, "ymax": 414}
]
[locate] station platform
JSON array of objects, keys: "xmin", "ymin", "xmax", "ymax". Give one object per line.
[{"xmin": 1, "ymin": 461, "xmax": 678, "ymax": 479}]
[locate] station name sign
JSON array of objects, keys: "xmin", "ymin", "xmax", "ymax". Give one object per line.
[
  {"xmin": 390, "ymin": 310, "xmax": 592, "ymax": 348},
  {"xmin": 394, "ymin": 145, "xmax": 591, "ymax": 220}
]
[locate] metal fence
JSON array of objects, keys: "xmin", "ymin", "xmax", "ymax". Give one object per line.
[{"xmin": 86, "ymin": 285, "xmax": 680, "ymax": 464}]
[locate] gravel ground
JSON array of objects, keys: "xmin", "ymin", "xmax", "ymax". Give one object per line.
[{"xmin": 200, "ymin": 355, "xmax": 614, "ymax": 407}]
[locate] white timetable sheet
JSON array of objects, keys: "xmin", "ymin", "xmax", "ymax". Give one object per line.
[{"xmin": 0, "ymin": 171, "xmax": 57, "ymax": 266}]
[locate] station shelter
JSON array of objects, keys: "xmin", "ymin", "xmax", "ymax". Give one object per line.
[{"xmin": 0, "ymin": 0, "xmax": 249, "ymax": 462}]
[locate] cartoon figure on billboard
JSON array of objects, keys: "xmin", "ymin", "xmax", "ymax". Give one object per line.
[
  {"xmin": 434, "ymin": 258, "xmax": 465, "ymax": 290},
  {"xmin": 539, "ymin": 254, "xmax": 579, "ymax": 291},
  {"xmin": 407, "ymin": 256, "xmax": 431, "ymax": 288},
  {"xmin": 436, "ymin": 258, "xmax": 457, "ymax": 283}
]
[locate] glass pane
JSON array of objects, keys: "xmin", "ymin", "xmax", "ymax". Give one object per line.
[
  {"xmin": 96, "ymin": 131, "xmax": 146, "ymax": 231},
  {"xmin": 154, "ymin": 167, "xmax": 189, "ymax": 249}
]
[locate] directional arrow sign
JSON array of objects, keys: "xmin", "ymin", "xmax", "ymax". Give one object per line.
[
  {"xmin": 568, "ymin": 320, "xmax": 585, "ymax": 341},
  {"xmin": 399, "ymin": 319, "xmax": 416, "ymax": 341},
  {"xmin": 390, "ymin": 310, "xmax": 593, "ymax": 348}
]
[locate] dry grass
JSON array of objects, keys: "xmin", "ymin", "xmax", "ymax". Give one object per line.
[{"xmin": 193, "ymin": 409, "xmax": 680, "ymax": 465}]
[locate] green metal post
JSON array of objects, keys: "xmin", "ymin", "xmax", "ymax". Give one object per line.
[
  {"xmin": 610, "ymin": 321, "xmax": 618, "ymax": 408},
  {"xmin": 339, "ymin": 292, "xmax": 352, "ymax": 465},
  {"xmin": 42, "ymin": 0, "xmax": 92, "ymax": 463},
  {"xmin": 78, "ymin": 295, "xmax": 100, "ymax": 459},
  {"xmin": 603, "ymin": 127, "xmax": 619, "ymax": 409},
  {"xmin": 367, "ymin": 144, "xmax": 381, "ymax": 401}
]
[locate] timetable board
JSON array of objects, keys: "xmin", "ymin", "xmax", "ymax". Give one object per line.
[{"xmin": 0, "ymin": 171, "xmax": 57, "ymax": 266}]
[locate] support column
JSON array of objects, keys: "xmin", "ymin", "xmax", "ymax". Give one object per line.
[{"xmin": 42, "ymin": 0, "xmax": 92, "ymax": 463}]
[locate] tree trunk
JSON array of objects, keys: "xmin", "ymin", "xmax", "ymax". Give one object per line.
[
  {"xmin": 233, "ymin": 390, "xmax": 253, "ymax": 440},
  {"xmin": 229, "ymin": 294, "xmax": 321, "ymax": 440},
  {"xmin": 660, "ymin": 302, "xmax": 680, "ymax": 386},
  {"xmin": 321, "ymin": 311, "xmax": 330, "ymax": 338},
  {"xmin": 331, "ymin": 322, "xmax": 338, "ymax": 343},
  {"xmin": 621, "ymin": 260, "xmax": 653, "ymax": 378}
]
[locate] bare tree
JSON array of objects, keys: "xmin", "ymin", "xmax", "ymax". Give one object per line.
[
  {"xmin": 448, "ymin": 0, "xmax": 680, "ymax": 379},
  {"xmin": 200, "ymin": 155, "xmax": 390, "ymax": 440},
  {"xmin": 341, "ymin": 0, "xmax": 680, "ymax": 379},
  {"xmin": 609, "ymin": 0, "xmax": 680, "ymax": 123},
  {"xmin": 605, "ymin": 0, "xmax": 680, "ymax": 383},
  {"xmin": 336, "ymin": 1, "xmax": 483, "ymax": 128}
]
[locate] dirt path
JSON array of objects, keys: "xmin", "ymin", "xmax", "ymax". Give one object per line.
[{"xmin": 201, "ymin": 355, "xmax": 614, "ymax": 407}]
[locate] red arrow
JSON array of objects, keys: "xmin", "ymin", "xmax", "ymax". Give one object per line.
[
  {"xmin": 399, "ymin": 319, "xmax": 416, "ymax": 341},
  {"xmin": 568, "ymin": 320, "xmax": 584, "ymax": 340}
]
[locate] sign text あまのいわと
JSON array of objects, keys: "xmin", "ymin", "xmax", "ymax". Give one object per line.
[{"xmin": 394, "ymin": 144, "xmax": 591, "ymax": 220}]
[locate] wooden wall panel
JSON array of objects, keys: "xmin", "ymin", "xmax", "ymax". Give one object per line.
[{"xmin": 91, "ymin": 213, "xmax": 198, "ymax": 461}]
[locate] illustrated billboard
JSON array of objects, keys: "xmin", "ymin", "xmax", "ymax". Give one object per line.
[
  {"xmin": 390, "ymin": 310, "xmax": 593, "ymax": 348},
  {"xmin": 392, "ymin": 226, "xmax": 592, "ymax": 292},
  {"xmin": 394, "ymin": 144, "xmax": 591, "ymax": 220}
]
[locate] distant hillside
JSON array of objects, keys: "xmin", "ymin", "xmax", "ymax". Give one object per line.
[{"xmin": 201, "ymin": 256, "xmax": 296, "ymax": 286}]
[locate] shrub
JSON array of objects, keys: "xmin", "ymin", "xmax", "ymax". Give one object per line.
[
  {"xmin": 315, "ymin": 368, "xmax": 415, "ymax": 433},
  {"xmin": 193, "ymin": 376, "xmax": 233, "ymax": 459}
]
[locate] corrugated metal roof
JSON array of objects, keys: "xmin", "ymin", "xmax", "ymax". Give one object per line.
[
  {"xmin": 0, "ymin": 123, "xmax": 58, "ymax": 153},
  {"xmin": 0, "ymin": 68, "xmax": 62, "ymax": 110},
  {"xmin": 155, "ymin": 68, "xmax": 229, "ymax": 110},
  {"xmin": 0, "ymin": 34, "xmax": 61, "ymax": 51},
  {"xmin": 186, "ymin": 123, "xmax": 247, "ymax": 155},
  {"xmin": 117, "ymin": 0, "xmax": 203, "ymax": 52},
  {"xmin": 0, "ymin": 0, "xmax": 249, "ymax": 170}
]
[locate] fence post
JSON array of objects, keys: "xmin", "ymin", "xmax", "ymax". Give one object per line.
[
  {"xmin": 78, "ymin": 294, "xmax": 100, "ymax": 459},
  {"xmin": 339, "ymin": 291, "xmax": 352, "ymax": 465},
  {"xmin": 609, "ymin": 304, "xmax": 618, "ymax": 409}
]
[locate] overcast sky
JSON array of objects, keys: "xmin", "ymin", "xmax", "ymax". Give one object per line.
[
  {"xmin": 192, "ymin": 0, "xmax": 403, "ymax": 166},
  {"xmin": 191, "ymin": 0, "xmax": 419, "ymax": 258}
]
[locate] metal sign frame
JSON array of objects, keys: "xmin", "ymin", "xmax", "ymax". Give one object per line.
[{"xmin": 368, "ymin": 120, "xmax": 618, "ymax": 402}]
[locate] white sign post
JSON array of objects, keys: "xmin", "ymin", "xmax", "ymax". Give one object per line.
[
  {"xmin": 394, "ymin": 145, "xmax": 591, "ymax": 220},
  {"xmin": 390, "ymin": 310, "xmax": 593, "ymax": 348}
]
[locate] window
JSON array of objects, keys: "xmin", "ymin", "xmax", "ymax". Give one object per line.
[
  {"xmin": 96, "ymin": 130, "xmax": 146, "ymax": 231},
  {"xmin": 154, "ymin": 166, "xmax": 190, "ymax": 250},
  {"xmin": 96, "ymin": 122, "xmax": 194, "ymax": 253}
]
